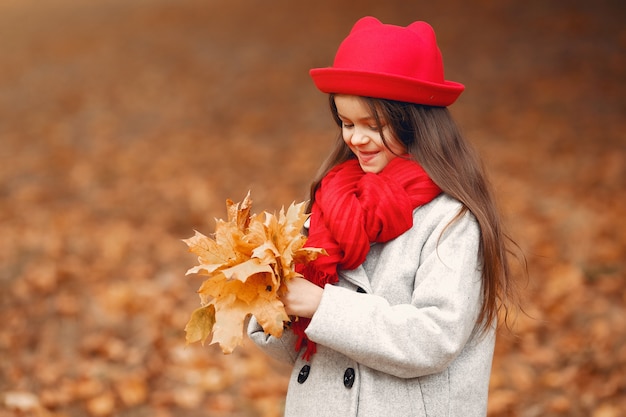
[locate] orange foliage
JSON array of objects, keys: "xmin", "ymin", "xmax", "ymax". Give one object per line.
[
  {"xmin": 183, "ymin": 193, "xmax": 325, "ymax": 353},
  {"xmin": 1, "ymin": 1, "xmax": 624, "ymax": 416}
]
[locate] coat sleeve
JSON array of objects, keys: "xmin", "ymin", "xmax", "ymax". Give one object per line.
[
  {"xmin": 247, "ymin": 316, "xmax": 299, "ymax": 365},
  {"xmin": 304, "ymin": 207, "xmax": 484, "ymax": 379}
]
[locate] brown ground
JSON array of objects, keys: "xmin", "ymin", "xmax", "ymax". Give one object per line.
[{"xmin": 0, "ymin": 0, "xmax": 625, "ymax": 416}]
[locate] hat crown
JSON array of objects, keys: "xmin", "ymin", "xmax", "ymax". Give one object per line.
[
  {"xmin": 333, "ymin": 17, "xmax": 445, "ymax": 84},
  {"xmin": 309, "ymin": 16, "xmax": 464, "ymax": 106}
]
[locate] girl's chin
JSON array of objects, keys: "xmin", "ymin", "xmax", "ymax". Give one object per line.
[
  {"xmin": 358, "ymin": 162, "xmax": 384, "ymax": 174},
  {"xmin": 357, "ymin": 155, "xmax": 388, "ymax": 174}
]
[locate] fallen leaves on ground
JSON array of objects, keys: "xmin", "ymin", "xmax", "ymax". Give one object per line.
[{"xmin": 0, "ymin": 0, "xmax": 624, "ymax": 416}]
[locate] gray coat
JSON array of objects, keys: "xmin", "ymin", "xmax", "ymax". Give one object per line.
[{"xmin": 248, "ymin": 194, "xmax": 495, "ymax": 417}]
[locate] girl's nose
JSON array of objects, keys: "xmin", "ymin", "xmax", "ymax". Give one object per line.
[{"xmin": 350, "ymin": 129, "xmax": 370, "ymax": 146}]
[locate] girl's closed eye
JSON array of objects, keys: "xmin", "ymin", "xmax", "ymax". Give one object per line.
[{"xmin": 340, "ymin": 120, "xmax": 381, "ymax": 131}]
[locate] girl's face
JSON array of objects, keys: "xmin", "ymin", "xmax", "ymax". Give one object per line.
[{"xmin": 334, "ymin": 95, "xmax": 406, "ymax": 174}]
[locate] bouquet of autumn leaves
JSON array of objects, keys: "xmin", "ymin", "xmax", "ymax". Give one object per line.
[{"xmin": 183, "ymin": 192, "xmax": 326, "ymax": 354}]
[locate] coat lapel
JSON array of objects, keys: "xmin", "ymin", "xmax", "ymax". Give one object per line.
[{"xmin": 338, "ymin": 265, "xmax": 372, "ymax": 293}]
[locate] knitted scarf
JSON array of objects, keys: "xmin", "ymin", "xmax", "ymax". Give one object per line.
[{"xmin": 293, "ymin": 157, "xmax": 442, "ymax": 361}]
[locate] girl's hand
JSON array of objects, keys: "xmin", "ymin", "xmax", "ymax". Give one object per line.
[{"xmin": 281, "ymin": 277, "xmax": 323, "ymax": 318}]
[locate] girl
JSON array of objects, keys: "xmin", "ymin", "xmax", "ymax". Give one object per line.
[{"xmin": 248, "ymin": 16, "xmax": 517, "ymax": 417}]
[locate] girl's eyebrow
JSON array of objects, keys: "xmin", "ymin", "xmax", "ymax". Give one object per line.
[{"xmin": 337, "ymin": 112, "xmax": 376, "ymax": 122}]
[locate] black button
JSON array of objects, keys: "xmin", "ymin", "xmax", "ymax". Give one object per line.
[
  {"xmin": 297, "ymin": 365, "xmax": 310, "ymax": 384},
  {"xmin": 356, "ymin": 287, "xmax": 366, "ymax": 293},
  {"xmin": 343, "ymin": 367, "xmax": 355, "ymax": 388}
]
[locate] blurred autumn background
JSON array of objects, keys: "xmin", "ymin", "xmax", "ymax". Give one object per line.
[{"xmin": 1, "ymin": 0, "xmax": 624, "ymax": 416}]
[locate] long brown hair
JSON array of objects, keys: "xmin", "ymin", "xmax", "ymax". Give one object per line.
[{"xmin": 309, "ymin": 94, "xmax": 521, "ymax": 332}]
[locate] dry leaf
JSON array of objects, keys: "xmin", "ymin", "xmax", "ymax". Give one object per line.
[
  {"xmin": 183, "ymin": 192, "xmax": 326, "ymax": 354},
  {"xmin": 2, "ymin": 391, "xmax": 41, "ymax": 412},
  {"xmin": 184, "ymin": 304, "xmax": 216, "ymax": 345}
]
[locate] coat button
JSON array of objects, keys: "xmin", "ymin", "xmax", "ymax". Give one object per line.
[
  {"xmin": 297, "ymin": 364, "xmax": 310, "ymax": 384},
  {"xmin": 343, "ymin": 367, "xmax": 355, "ymax": 388}
]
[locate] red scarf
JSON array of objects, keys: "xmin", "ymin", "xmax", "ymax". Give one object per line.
[{"xmin": 293, "ymin": 157, "xmax": 442, "ymax": 360}]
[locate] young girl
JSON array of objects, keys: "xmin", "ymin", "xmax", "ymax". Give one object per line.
[{"xmin": 248, "ymin": 16, "xmax": 517, "ymax": 417}]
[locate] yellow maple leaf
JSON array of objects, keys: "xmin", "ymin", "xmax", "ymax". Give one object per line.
[
  {"xmin": 226, "ymin": 191, "xmax": 252, "ymax": 232},
  {"xmin": 183, "ymin": 192, "xmax": 326, "ymax": 354},
  {"xmin": 184, "ymin": 304, "xmax": 216, "ymax": 345},
  {"xmin": 221, "ymin": 258, "xmax": 274, "ymax": 282},
  {"xmin": 182, "ymin": 230, "xmax": 234, "ymax": 275}
]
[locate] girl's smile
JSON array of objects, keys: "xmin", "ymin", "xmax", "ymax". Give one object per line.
[{"xmin": 334, "ymin": 95, "xmax": 406, "ymax": 174}]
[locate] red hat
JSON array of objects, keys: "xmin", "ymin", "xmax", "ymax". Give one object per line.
[{"xmin": 310, "ymin": 16, "xmax": 464, "ymax": 107}]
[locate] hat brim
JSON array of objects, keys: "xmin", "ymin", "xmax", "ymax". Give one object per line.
[{"xmin": 309, "ymin": 68, "xmax": 465, "ymax": 107}]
